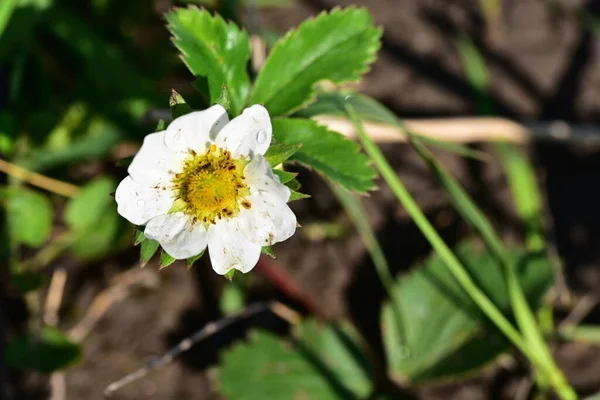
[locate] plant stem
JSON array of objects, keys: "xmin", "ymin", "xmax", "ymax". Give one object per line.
[
  {"xmin": 329, "ymin": 182, "xmax": 407, "ymax": 348},
  {"xmin": 345, "ymin": 103, "xmax": 576, "ymax": 400}
]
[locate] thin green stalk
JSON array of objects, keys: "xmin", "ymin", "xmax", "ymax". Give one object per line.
[
  {"xmin": 346, "ymin": 103, "xmax": 576, "ymax": 400},
  {"xmin": 0, "ymin": 0, "xmax": 16, "ymax": 39},
  {"xmin": 329, "ymin": 183, "xmax": 406, "ymax": 348},
  {"xmin": 345, "ymin": 103, "xmax": 528, "ymax": 357},
  {"xmin": 455, "ymin": 38, "xmax": 576, "ymax": 399}
]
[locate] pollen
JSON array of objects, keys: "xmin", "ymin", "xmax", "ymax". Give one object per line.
[{"xmin": 172, "ymin": 145, "xmax": 250, "ymax": 226}]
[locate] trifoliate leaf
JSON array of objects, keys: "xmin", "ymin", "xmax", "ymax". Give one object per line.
[
  {"xmin": 218, "ymin": 321, "xmax": 374, "ymax": 399},
  {"xmin": 263, "ymin": 141, "xmax": 302, "ymax": 167},
  {"xmin": 273, "ymin": 118, "xmax": 376, "ymax": 193},
  {"xmin": 4, "ymin": 327, "xmax": 81, "ymax": 373},
  {"xmin": 166, "ymin": 7, "xmax": 251, "ymax": 116},
  {"xmin": 251, "ymin": 7, "xmax": 381, "ymax": 116},
  {"xmin": 169, "ymin": 89, "xmax": 193, "ymax": 119},
  {"xmin": 381, "ymin": 241, "xmax": 553, "ymax": 383},
  {"xmin": 6, "ymin": 188, "xmax": 52, "ymax": 247}
]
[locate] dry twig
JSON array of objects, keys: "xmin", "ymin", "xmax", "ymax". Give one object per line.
[{"xmin": 0, "ymin": 159, "xmax": 79, "ymax": 198}]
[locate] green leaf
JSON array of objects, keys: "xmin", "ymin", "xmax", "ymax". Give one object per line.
[
  {"xmin": 6, "ymin": 188, "xmax": 52, "ymax": 247},
  {"xmin": 169, "ymin": 89, "xmax": 194, "ymax": 119},
  {"xmin": 219, "ymin": 321, "xmax": 373, "ymax": 399},
  {"xmin": 65, "ymin": 177, "xmax": 121, "ymax": 259},
  {"xmin": 251, "ymin": 7, "xmax": 381, "ymax": 116},
  {"xmin": 273, "ymin": 118, "xmax": 376, "ymax": 193},
  {"xmin": 382, "ymin": 242, "xmax": 553, "ymax": 383},
  {"xmin": 263, "ymin": 141, "xmax": 302, "ymax": 167},
  {"xmin": 273, "ymin": 169, "xmax": 297, "ymax": 184},
  {"xmin": 261, "ymin": 245, "xmax": 276, "ymax": 259},
  {"xmin": 140, "ymin": 239, "xmax": 160, "ymax": 267},
  {"xmin": 166, "ymin": 6, "xmax": 251, "ymax": 116},
  {"xmin": 160, "ymin": 250, "xmax": 176, "ymax": 269},
  {"xmin": 220, "ymin": 283, "xmax": 245, "ymax": 315},
  {"xmin": 4, "ymin": 327, "xmax": 81, "ymax": 373}
]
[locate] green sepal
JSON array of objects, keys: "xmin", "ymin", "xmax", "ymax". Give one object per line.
[
  {"xmin": 272, "ymin": 169, "xmax": 297, "ymax": 184},
  {"xmin": 186, "ymin": 250, "xmax": 205, "ymax": 269},
  {"xmin": 261, "ymin": 245, "xmax": 276, "ymax": 259},
  {"xmin": 224, "ymin": 269, "xmax": 236, "ymax": 281},
  {"xmin": 213, "ymin": 84, "xmax": 231, "ymax": 113},
  {"xmin": 140, "ymin": 239, "xmax": 160, "ymax": 267},
  {"xmin": 169, "ymin": 89, "xmax": 193, "ymax": 119},
  {"xmin": 289, "ymin": 190, "xmax": 310, "ymax": 202},
  {"xmin": 133, "ymin": 226, "xmax": 145, "ymax": 246},
  {"xmin": 160, "ymin": 250, "xmax": 176, "ymax": 269},
  {"xmin": 155, "ymin": 119, "xmax": 166, "ymax": 131},
  {"xmin": 263, "ymin": 141, "xmax": 302, "ymax": 167}
]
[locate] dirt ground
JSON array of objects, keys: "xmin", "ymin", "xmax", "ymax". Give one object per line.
[{"xmin": 6, "ymin": 0, "xmax": 600, "ymax": 399}]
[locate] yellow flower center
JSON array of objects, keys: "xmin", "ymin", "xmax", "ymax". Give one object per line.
[{"xmin": 171, "ymin": 144, "xmax": 250, "ymax": 226}]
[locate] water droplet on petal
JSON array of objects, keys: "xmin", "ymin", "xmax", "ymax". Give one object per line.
[
  {"xmin": 137, "ymin": 199, "xmax": 146, "ymax": 207},
  {"xmin": 256, "ymin": 130, "xmax": 268, "ymax": 144}
]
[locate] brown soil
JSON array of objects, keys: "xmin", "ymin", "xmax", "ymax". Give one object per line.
[{"xmin": 5, "ymin": 0, "xmax": 600, "ymax": 399}]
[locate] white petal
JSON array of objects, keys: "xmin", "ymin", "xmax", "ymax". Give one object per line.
[
  {"xmin": 236, "ymin": 194, "xmax": 297, "ymax": 246},
  {"xmin": 165, "ymin": 105, "xmax": 228, "ymax": 153},
  {"xmin": 115, "ymin": 176, "xmax": 174, "ymax": 225},
  {"xmin": 207, "ymin": 219, "xmax": 261, "ymax": 275},
  {"xmin": 244, "ymin": 155, "xmax": 291, "ymax": 202},
  {"xmin": 215, "ymin": 105, "xmax": 271, "ymax": 158},
  {"xmin": 145, "ymin": 213, "xmax": 207, "ymax": 259},
  {"xmin": 128, "ymin": 131, "xmax": 184, "ymax": 185}
]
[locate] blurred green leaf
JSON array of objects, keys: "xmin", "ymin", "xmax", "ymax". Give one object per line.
[
  {"xmin": 273, "ymin": 118, "xmax": 376, "ymax": 193},
  {"xmin": 382, "ymin": 241, "xmax": 553, "ymax": 383},
  {"xmin": 220, "ymin": 283, "xmax": 245, "ymax": 315},
  {"xmin": 6, "ymin": 188, "xmax": 52, "ymax": 247},
  {"xmin": 4, "ymin": 326, "xmax": 81, "ymax": 373},
  {"xmin": 559, "ymin": 325, "xmax": 600, "ymax": 345},
  {"xmin": 495, "ymin": 143, "xmax": 545, "ymax": 251},
  {"xmin": 263, "ymin": 141, "xmax": 301, "ymax": 167},
  {"xmin": 251, "ymin": 7, "xmax": 381, "ymax": 116},
  {"xmin": 166, "ymin": 6, "xmax": 251, "ymax": 116},
  {"xmin": 64, "ymin": 177, "xmax": 120, "ymax": 259},
  {"xmin": 11, "ymin": 271, "xmax": 45, "ymax": 292},
  {"xmin": 21, "ymin": 118, "xmax": 122, "ymax": 172},
  {"xmin": 0, "ymin": 0, "xmax": 17, "ymax": 39},
  {"xmin": 219, "ymin": 320, "xmax": 373, "ymax": 399}
]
